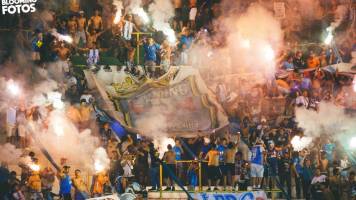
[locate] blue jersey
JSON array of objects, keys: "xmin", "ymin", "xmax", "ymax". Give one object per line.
[
  {"xmin": 323, "ymin": 143, "xmax": 335, "ymax": 161},
  {"xmin": 251, "ymin": 145, "xmax": 264, "ymax": 165},
  {"xmin": 59, "ymin": 175, "xmax": 72, "ymax": 194},
  {"xmin": 143, "ymin": 43, "xmax": 160, "ymax": 62},
  {"xmin": 293, "ymin": 157, "xmax": 303, "ymax": 174},
  {"xmin": 217, "ymin": 145, "xmax": 226, "ymax": 162},
  {"xmin": 173, "ymin": 146, "xmax": 182, "ymax": 161}
]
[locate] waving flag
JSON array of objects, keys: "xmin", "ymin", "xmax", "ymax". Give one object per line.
[{"xmin": 93, "ymin": 105, "xmax": 127, "ymax": 138}]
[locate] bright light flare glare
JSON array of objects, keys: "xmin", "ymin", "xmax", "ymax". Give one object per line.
[
  {"xmin": 29, "ymin": 164, "xmax": 40, "ymax": 172},
  {"xmin": 94, "ymin": 160, "xmax": 105, "ymax": 173},
  {"xmin": 349, "ymin": 137, "xmax": 356, "ymax": 149},
  {"xmin": 7, "ymin": 80, "xmax": 21, "ymax": 96},
  {"xmin": 324, "ymin": 27, "xmax": 333, "ymax": 45},
  {"xmin": 264, "ymin": 45, "xmax": 275, "ymax": 62},
  {"xmin": 114, "ymin": 11, "xmax": 121, "ymax": 24}
]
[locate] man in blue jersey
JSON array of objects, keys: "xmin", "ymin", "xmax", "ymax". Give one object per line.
[
  {"xmin": 173, "ymin": 139, "xmax": 184, "ymax": 181},
  {"xmin": 250, "ymin": 139, "xmax": 265, "ymax": 189},
  {"xmin": 58, "ymin": 166, "xmax": 72, "ymax": 200},
  {"xmin": 217, "ymin": 138, "xmax": 227, "ymax": 190},
  {"xmin": 143, "ymin": 37, "xmax": 160, "ymax": 78}
]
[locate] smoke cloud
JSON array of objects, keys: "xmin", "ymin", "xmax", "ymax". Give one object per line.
[
  {"xmin": 0, "ymin": 143, "xmax": 23, "ymax": 165},
  {"xmin": 295, "ymin": 102, "xmax": 356, "ymax": 150},
  {"xmin": 189, "ymin": 4, "xmax": 283, "ymax": 79},
  {"xmin": 148, "ymin": 0, "xmax": 176, "ymax": 43}
]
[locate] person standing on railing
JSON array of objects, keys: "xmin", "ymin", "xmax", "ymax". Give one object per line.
[
  {"xmin": 205, "ymin": 143, "xmax": 221, "ymax": 191},
  {"xmin": 143, "ymin": 37, "xmax": 160, "ymax": 78},
  {"xmin": 163, "ymin": 144, "xmax": 176, "ymax": 191},
  {"xmin": 121, "ymin": 14, "xmax": 139, "ymax": 70},
  {"xmin": 76, "ymin": 11, "xmax": 87, "ymax": 47}
]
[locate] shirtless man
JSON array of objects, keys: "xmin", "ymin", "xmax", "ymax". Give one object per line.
[
  {"xmin": 68, "ymin": 15, "xmax": 77, "ymax": 34},
  {"xmin": 76, "ymin": 11, "xmax": 87, "ymax": 46},
  {"xmin": 54, "ymin": 42, "xmax": 71, "ymax": 74},
  {"xmin": 88, "ymin": 9, "xmax": 103, "ymax": 32},
  {"xmin": 86, "ymin": 29, "xmax": 104, "ymax": 49},
  {"xmin": 69, "ymin": 0, "xmax": 80, "ymax": 13},
  {"xmin": 163, "ymin": 144, "xmax": 176, "ymax": 191}
]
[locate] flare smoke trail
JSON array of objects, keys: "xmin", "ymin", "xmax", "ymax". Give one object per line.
[
  {"xmin": 93, "ymin": 147, "xmax": 110, "ymax": 173},
  {"xmin": 149, "ymin": 0, "xmax": 176, "ymax": 43},
  {"xmin": 113, "ymin": 0, "xmax": 123, "ymax": 24}
]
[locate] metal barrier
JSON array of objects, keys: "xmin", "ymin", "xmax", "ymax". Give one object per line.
[
  {"xmin": 158, "ymin": 160, "xmax": 283, "ymax": 200},
  {"xmin": 132, "ymin": 32, "xmax": 153, "ymax": 65}
]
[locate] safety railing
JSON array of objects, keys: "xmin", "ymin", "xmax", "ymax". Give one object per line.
[
  {"xmin": 132, "ymin": 32, "xmax": 153, "ymax": 65},
  {"xmin": 158, "ymin": 160, "xmax": 284, "ymax": 200}
]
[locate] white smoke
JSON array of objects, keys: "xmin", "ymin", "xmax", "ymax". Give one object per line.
[
  {"xmin": 189, "ymin": 4, "xmax": 283, "ymax": 78},
  {"xmin": 148, "ymin": 0, "xmax": 176, "ymax": 43},
  {"xmin": 28, "ymin": 109, "xmax": 100, "ymax": 171},
  {"xmin": 295, "ymin": 102, "xmax": 356, "ymax": 149},
  {"xmin": 296, "ymin": 102, "xmax": 355, "ymax": 137},
  {"xmin": 113, "ymin": 0, "xmax": 124, "ymax": 24},
  {"xmin": 291, "ymin": 136, "xmax": 313, "ymax": 151},
  {"xmin": 51, "ymin": 29, "xmax": 73, "ymax": 44},
  {"xmin": 331, "ymin": 5, "xmax": 349, "ymax": 30},
  {"xmin": 0, "ymin": 143, "xmax": 23, "ymax": 165},
  {"xmin": 127, "ymin": 0, "xmax": 150, "ymax": 24}
]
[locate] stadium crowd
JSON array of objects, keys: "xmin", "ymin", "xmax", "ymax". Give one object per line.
[{"xmin": 0, "ymin": 0, "xmax": 355, "ymax": 200}]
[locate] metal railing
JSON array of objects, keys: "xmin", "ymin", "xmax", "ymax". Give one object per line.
[{"xmin": 158, "ymin": 160, "xmax": 284, "ymax": 200}]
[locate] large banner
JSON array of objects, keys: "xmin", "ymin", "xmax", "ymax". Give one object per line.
[
  {"xmin": 118, "ymin": 77, "xmax": 216, "ymax": 133},
  {"xmin": 191, "ymin": 191, "xmax": 267, "ymax": 200},
  {"xmin": 87, "ymin": 194, "xmax": 120, "ymax": 200}
]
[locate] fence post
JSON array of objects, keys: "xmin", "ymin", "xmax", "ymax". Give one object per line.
[
  {"xmin": 199, "ymin": 161, "xmax": 202, "ymax": 192},
  {"xmin": 136, "ymin": 33, "xmax": 140, "ymax": 65},
  {"xmin": 160, "ymin": 163, "xmax": 163, "ymax": 199}
]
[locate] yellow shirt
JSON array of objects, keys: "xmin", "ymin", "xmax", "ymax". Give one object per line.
[
  {"xmin": 92, "ymin": 174, "xmax": 109, "ymax": 194},
  {"xmin": 207, "ymin": 150, "xmax": 219, "ymax": 166},
  {"xmin": 307, "ymin": 57, "xmax": 320, "ymax": 68},
  {"xmin": 28, "ymin": 174, "xmax": 41, "ymax": 192}
]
